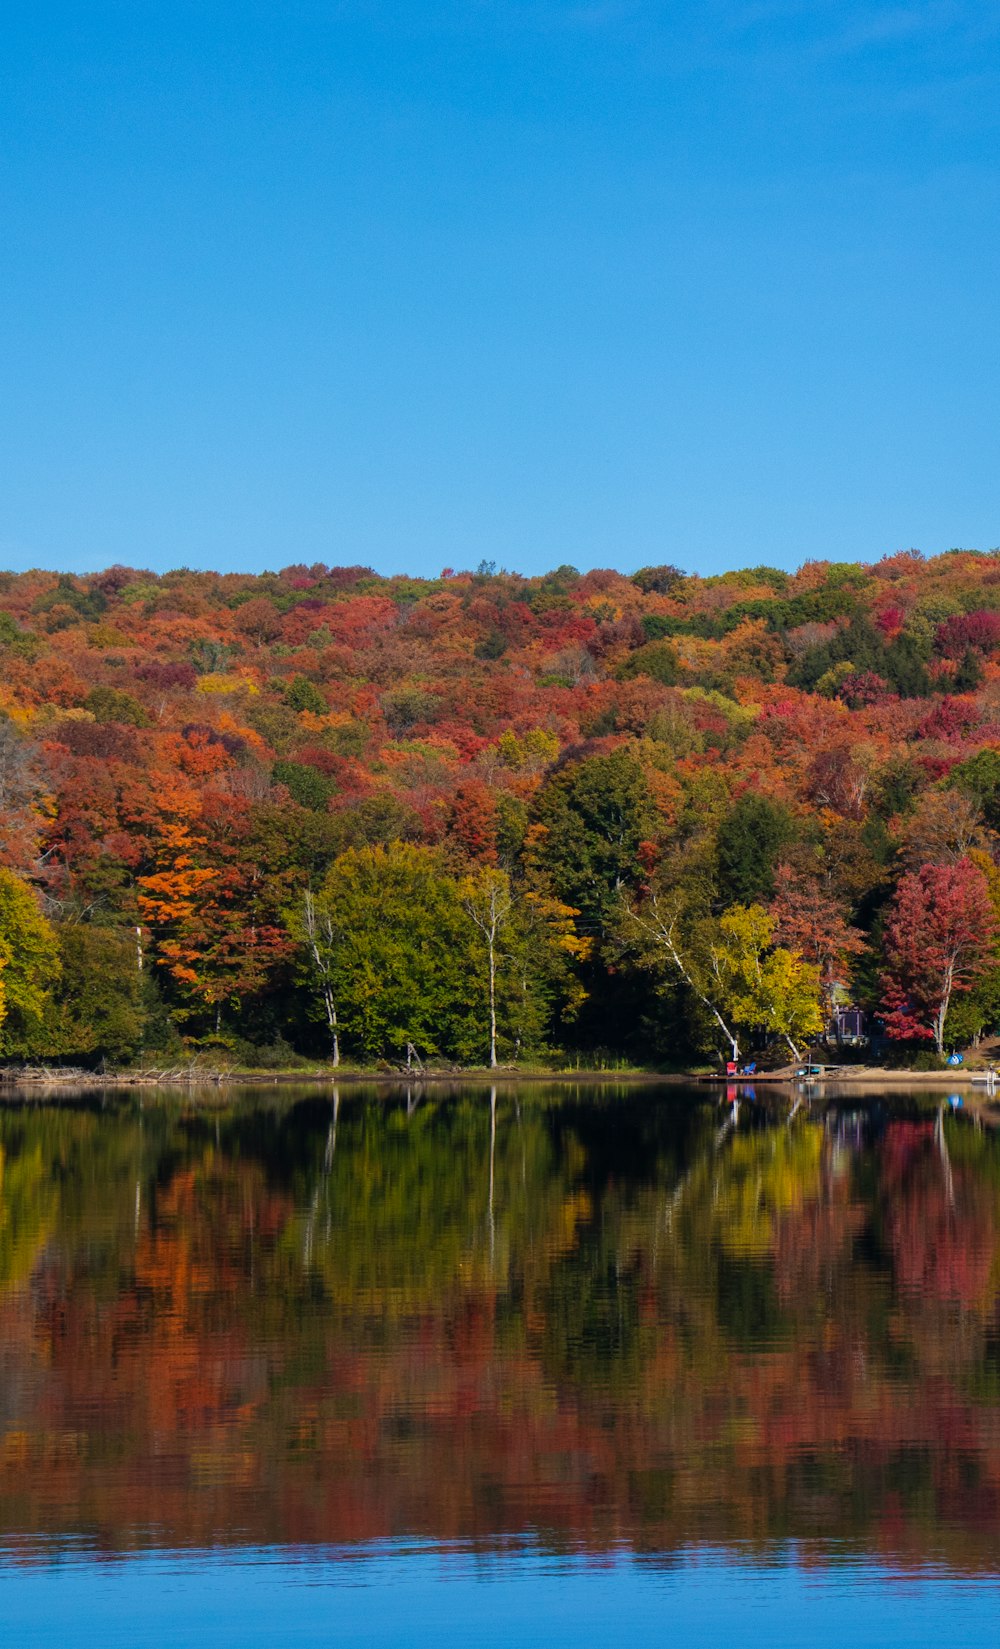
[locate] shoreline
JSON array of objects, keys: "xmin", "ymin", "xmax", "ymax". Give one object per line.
[
  {"xmin": 694, "ymin": 1066, "xmax": 998, "ymax": 1087},
  {"xmin": 1, "ymin": 1066, "xmax": 997, "ymax": 1127},
  {"xmin": 0, "ymin": 1066, "xmax": 673, "ymax": 1092},
  {"xmin": 0, "ymin": 1063, "xmax": 997, "ymax": 1093}
]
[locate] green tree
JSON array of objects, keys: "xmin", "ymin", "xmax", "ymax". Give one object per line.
[
  {"xmin": 949, "ymin": 746, "xmax": 1000, "ymax": 830},
  {"xmin": 617, "ymin": 640, "xmax": 679, "ymax": 685},
  {"xmin": 716, "ymin": 794, "xmax": 794, "ymax": 906},
  {"xmin": 272, "ymin": 760, "xmax": 334, "ymax": 811},
  {"xmin": 0, "ymin": 870, "xmax": 60, "ymax": 1059},
  {"xmin": 284, "ymin": 674, "xmax": 326, "ymax": 715},
  {"xmin": 43, "ymin": 925, "xmax": 146, "ymax": 1064},
  {"xmin": 530, "ymin": 748, "xmax": 659, "ymax": 930},
  {"xmin": 944, "ymin": 972, "xmax": 1000, "ymax": 1048},
  {"xmin": 83, "ymin": 685, "xmax": 151, "ymax": 726},
  {"xmin": 312, "ymin": 844, "xmax": 481, "ymax": 1063}
]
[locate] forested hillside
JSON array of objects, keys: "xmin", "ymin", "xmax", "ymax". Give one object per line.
[{"xmin": 2, "ymin": 551, "xmax": 1000, "ymax": 1068}]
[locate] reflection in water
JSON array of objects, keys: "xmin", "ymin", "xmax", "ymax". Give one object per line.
[{"xmin": 0, "ymin": 1083, "xmax": 997, "ymax": 1586}]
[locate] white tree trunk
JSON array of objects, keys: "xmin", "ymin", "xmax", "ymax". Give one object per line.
[
  {"xmin": 934, "ymin": 957, "xmax": 957, "ymax": 1056},
  {"xmin": 304, "ymin": 890, "xmax": 340, "ymax": 1065},
  {"xmin": 464, "ymin": 878, "xmax": 511, "ymax": 1069},
  {"xmin": 322, "ymin": 985, "xmax": 340, "ymax": 1066},
  {"xmin": 629, "ymin": 899, "xmax": 740, "ymax": 1062},
  {"xmin": 488, "ymin": 939, "xmax": 497, "ymax": 1069}
]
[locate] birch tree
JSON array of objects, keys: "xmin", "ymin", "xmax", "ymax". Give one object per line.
[
  {"xmin": 460, "ymin": 869, "xmax": 514, "ymax": 1068},
  {"xmin": 620, "ymin": 891, "xmax": 743, "ymax": 1062},
  {"xmin": 292, "ymin": 888, "xmax": 342, "ymax": 1065},
  {"xmin": 620, "ymin": 894, "xmax": 822, "ymax": 1063}
]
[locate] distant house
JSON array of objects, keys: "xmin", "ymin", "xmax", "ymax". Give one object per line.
[{"xmin": 828, "ymin": 1006, "xmax": 868, "ymax": 1046}]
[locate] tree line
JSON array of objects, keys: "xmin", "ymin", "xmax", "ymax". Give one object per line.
[{"xmin": 2, "ymin": 552, "xmax": 1000, "ymax": 1065}]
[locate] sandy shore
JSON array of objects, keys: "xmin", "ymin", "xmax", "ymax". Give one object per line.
[{"xmin": 697, "ymin": 1064, "xmax": 998, "ymax": 1087}]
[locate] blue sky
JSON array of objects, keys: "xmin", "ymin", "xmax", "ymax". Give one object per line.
[{"xmin": 2, "ymin": 2, "xmax": 998, "ymax": 578}]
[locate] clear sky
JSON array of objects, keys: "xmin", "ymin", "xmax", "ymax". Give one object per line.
[{"xmin": 2, "ymin": 2, "xmax": 998, "ymax": 579}]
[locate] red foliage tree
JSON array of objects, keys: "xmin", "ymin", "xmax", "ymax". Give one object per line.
[
  {"xmin": 836, "ymin": 670, "xmax": 891, "ymax": 709},
  {"xmin": 934, "ymin": 610, "xmax": 1000, "ymax": 659},
  {"xmin": 448, "ymin": 781, "xmax": 499, "ymax": 864},
  {"xmin": 880, "ymin": 858, "xmax": 996, "ymax": 1052}
]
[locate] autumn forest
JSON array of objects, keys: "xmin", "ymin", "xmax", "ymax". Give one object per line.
[{"xmin": 2, "ymin": 551, "xmax": 1000, "ymax": 1069}]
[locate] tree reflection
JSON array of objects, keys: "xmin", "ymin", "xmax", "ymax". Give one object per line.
[{"xmin": 0, "ymin": 1086, "xmax": 997, "ymax": 1571}]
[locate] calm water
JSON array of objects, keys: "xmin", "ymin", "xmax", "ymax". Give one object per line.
[{"xmin": 0, "ymin": 1080, "xmax": 998, "ymax": 1644}]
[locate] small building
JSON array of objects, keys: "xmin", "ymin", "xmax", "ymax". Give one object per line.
[{"xmin": 828, "ymin": 1006, "xmax": 868, "ymax": 1046}]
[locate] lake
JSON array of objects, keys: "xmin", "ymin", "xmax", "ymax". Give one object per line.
[{"xmin": 0, "ymin": 1080, "xmax": 997, "ymax": 1644}]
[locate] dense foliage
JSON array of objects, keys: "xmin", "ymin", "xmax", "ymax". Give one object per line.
[{"xmin": 4, "ymin": 550, "xmax": 1000, "ymax": 1064}]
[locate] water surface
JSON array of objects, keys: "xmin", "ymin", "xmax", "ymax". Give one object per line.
[{"xmin": 0, "ymin": 1081, "xmax": 997, "ymax": 1643}]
